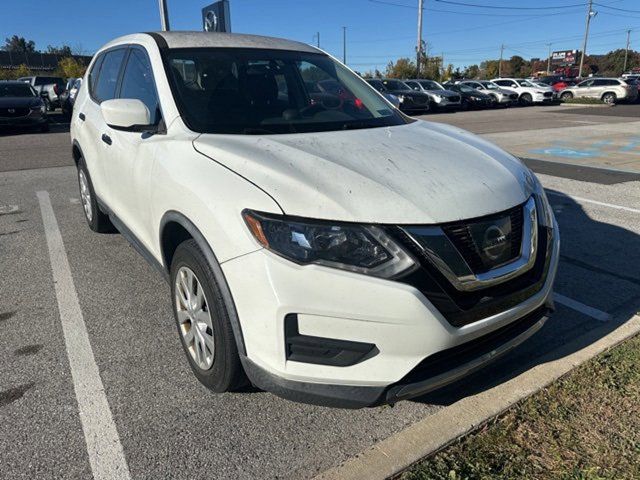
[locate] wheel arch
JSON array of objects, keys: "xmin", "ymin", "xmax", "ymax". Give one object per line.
[
  {"xmin": 72, "ymin": 139, "xmax": 83, "ymax": 167},
  {"xmin": 159, "ymin": 210, "xmax": 247, "ymax": 356}
]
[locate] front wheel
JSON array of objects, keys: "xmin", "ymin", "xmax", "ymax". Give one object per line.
[
  {"xmin": 170, "ymin": 239, "xmax": 247, "ymax": 392},
  {"xmin": 519, "ymin": 93, "xmax": 533, "ymax": 106},
  {"xmin": 560, "ymin": 92, "xmax": 573, "ymax": 101},
  {"xmin": 602, "ymin": 92, "xmax": 617, "ymax": 104}
]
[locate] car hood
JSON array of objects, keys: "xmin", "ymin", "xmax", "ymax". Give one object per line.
[
  {"xmin": 0, "ymin": 97, "xmax": 40, "ymax": 108},
  {"xmin": 193, "ymin": 120, "xmax": 532, "ymax": 224}
]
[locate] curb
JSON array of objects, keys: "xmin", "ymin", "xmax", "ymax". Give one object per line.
[{"xmin": 313, "ymin": 313, "xmax": 640, "ymax": 480}]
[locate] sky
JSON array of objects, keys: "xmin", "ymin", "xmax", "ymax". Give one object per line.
[{"xmin": 2, "ymin": 0, "xmax": 640, "ymax": 71}]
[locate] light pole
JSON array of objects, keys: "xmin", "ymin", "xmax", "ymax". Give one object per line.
[
  {"xmin": 546, "ymin": 43, "xmax": 552, "ymax": 74},
  {"xmin": 313, "ymin": 32, "xmax": 320, "ymax": 48},
  {"xmin": 159, "ymin": 0, "xmax": 170, "ymax": 31},
  {"xmin": 416, "ymin": 0, "xmax": 424, "ymax": 78},
  {"xmin": 623, "ymin": 29, "xmax": 631, "ymax": 74},
  {"xmin": 578, "ymin": 0, "xmax": 596, "ymax": 78},
  {"xmin": 342, "ymin": 27, "xmax": 347, "ymax": 64},
  {"xmin": 498, "ymin": 44, "xmax": 504, "ymax": 78}
]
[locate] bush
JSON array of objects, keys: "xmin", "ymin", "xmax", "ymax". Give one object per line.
[{"xmin": 562, "ymin": 97, "xmax": 605, "ymax": 105}]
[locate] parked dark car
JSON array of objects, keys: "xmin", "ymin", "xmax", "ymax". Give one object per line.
[
  {"xmin": 0, "ymin": 81, "xmax": 49, "ymax": 132},
  {"xmin": 18, "ymin": 75, "xmax": 65, "ymax": 111},
  {"xmin": 367, "ymin": 79, "xmax": 430, "ymax": 113},
  {"xmin": 446, "ymin": 83, "xmax": 494, "ymax": 110}
]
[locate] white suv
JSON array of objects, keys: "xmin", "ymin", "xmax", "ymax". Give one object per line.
[
  {"xmin": 71, "ymin": 32, "xmax": 559, "ymax": 408},
  {"xmin": 491, "ymin": 78, "xmax": 555, "ymax": 105}
]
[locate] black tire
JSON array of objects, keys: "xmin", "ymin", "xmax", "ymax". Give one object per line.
[
  {"xmin": 170, "ymin": 239, "xmax": 247, "ymax": 392},
  {"xmin": 43, "ymin": 97, "xmax": 51, "ymax": 112},
  {"xmin": 519, "ymin": 93, "xmax": 533, "ymax": 106},
  {"xmin": 560, "ymin": 92, "xmax": 573, "ymax": 102},
  {"xmin": 40, "ymin": 122, "xmax": 50, "ymax": 133},
  {"xmin": 461, "ymin": 99, "xmax": 470, "ymax": 111},
  {"xmin": 602, "ymin": 92, "xmax": 616, "ymax": 105},
  {"xmin": 76, "ymin": 158, "xmax": 116, "ymax": 233}
]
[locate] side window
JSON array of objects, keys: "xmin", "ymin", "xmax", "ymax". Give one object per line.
[
  {"xmin": 88, "ymin": 53, "xmax": 105, "ymax": 98},
  {"xmin": 94, "ymin": 49, "xmax": 126, "ymax": 103},
  {"xmin": 494, "ymin": 80, "xmax": 507, "ymax": 87},
  {"xmin": 119, "ymin": 48, "xmax": 161, "ymax": 124}
]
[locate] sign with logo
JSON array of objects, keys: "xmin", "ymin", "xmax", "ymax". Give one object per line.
[
  {"xmin": 202, "ymin": 0, "xmax": 231, "ymax": 32},
  {"xmin": 551, "ymin": 50, "xmax": 579, "ymax": 67}
]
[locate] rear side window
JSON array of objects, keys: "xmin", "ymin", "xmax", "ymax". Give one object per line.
[
  {"xmin": 119, "ymin": 48, "xmax": 161, "ymax": 124},
  {"xmin": 88, "ymin": 54, "xmax": 105, "ymax": 98},
  {"xmin": 93, "ymin": 49, "xmax": 126, "ymax": 103}
]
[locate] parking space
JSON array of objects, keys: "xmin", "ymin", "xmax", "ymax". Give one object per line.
[{"xmin": 2, "ymin": 106, "xmax": 640, "ymax": 479}]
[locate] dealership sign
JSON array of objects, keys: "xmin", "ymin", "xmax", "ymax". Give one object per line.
[
  {"xmin": 551, "ymin": 50, "xmax": 580, "ymax": 66},
  {"xmin": 202, "ymin": 0, "xmax": 231, "ymax": 32}
]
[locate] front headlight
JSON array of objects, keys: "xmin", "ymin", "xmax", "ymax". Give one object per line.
[
  {"xmin": 527, "ymin": 170, "xmax": 554, "ymax": 228},
  {"xmin": 243, "ymin": 211, "xmax": 416, "ymax": 278}
]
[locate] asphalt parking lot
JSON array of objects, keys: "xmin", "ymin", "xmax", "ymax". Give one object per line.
[{"xmin": 2, "ymin": 105, "xmax": 640, "ymax": 479}]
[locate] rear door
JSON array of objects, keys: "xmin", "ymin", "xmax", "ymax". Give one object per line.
[
  {"xmin": 574, "ymin": 79, "xmax": 595, "ymax": 98},
  {"xmin": 75, "ymin": 48, "xmax": 127, "ymax": 203}
]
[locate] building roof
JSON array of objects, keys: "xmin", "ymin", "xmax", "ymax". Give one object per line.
[{"xmin": 150, "ymin": 31, "xmax": 319, "ymax": 53}]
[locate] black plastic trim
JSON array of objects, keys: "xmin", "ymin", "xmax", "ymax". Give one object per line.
[
  {"xmin": 159, "ymin": 211, "xmax": 247, "ymax": 356},
  {"xmin": 284, "ymin": 314, "xmax": 378, "ymax": 367}
]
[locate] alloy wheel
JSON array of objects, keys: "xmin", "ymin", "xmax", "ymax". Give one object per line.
[
  {"xmin": 175, "ymin": 266, "xmax": 215, "ymax": 370},
  {"xmin": 78, "ymin": 170, "xmax": 93, "ymax": 222}
]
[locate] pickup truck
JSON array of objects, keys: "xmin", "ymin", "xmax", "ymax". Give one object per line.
[{"xmin": 18, "ymin": 76, "xmax": 65, "ymax": 111}]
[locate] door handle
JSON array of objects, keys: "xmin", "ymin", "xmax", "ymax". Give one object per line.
[
  {"xmin": 78, "ymin": 112, "xmax": 85, "ymax": 121},
  {"xmin": 101, "ymin": 133, "xmax": 112, "ymax": 145}
]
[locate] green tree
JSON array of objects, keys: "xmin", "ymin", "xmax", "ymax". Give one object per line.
[
  {"xmin": 385, "ymin": 58, "xmax": 416, "ymax": 79},
  {"xmin": 463, "ymin": 64, "xmax": 480, "ymax": 79},
  {"xmin": 14, "ymin": 64, "xmax": 32, "ymax": 78},
  {"xmin": 3, "ymin": 35, "xmax": 36, "ymax": 53},
  {"xmin": 55, "ymin": 57, "xmax": 86, "ymax": 79},
  {"xmin": 47, "ymin": 44, "xmax": 73, "ymax": 57}
]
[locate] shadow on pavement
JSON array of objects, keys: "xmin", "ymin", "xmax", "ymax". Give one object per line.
[{"xmin": 411, "ymin": 190, "xmax": 640, "ymax": 407}]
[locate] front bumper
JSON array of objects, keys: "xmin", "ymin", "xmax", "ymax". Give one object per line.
[
  {"xmin": 222, "ymin": 219, "xmax": 560, "ymax": 408},
  {"xmin": 0, "ymin": 112, "xmax": 47, "ymax": 127}
]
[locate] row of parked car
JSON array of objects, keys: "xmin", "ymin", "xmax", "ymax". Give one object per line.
[
  {"xmin": 364, "ymin": 75, "xmax": 639, "ymax": 114},
  {"xmin": 0, "ymin": 75, "xmax": 83, "ymax": 133}
]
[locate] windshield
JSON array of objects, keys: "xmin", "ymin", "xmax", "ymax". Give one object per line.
[
  {"xmin": 457, "ymin": 84, "xmax": 476, "ymax": 93},
  {"xmin": 0, "ymin": 83, "xmax": 36, "ymax": 97},
  {"xmin": 165, "ymin": 48, "xmax": 408, "ymax": 135},
  {"xmin": 419, "ymin": 80, "xmax": 443, "ymax": 90},
  {"xmin": 382, "ymin": 79, "xmax": 410, "ymax": 90},
  {"xmin": 480, "ymin": 81, "xmax": 499, "ymax": 90}
]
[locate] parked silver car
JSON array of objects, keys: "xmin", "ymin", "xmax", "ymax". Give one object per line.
[
  {"xmin": 559, "ymin": 78, "xmax": 638, "ymax": 104},
  {"xmin": 458, "ymin": 80, "xmax": 518, "ymax": 106},
  {"xmin": 404, "ymin": 79, "xmax": 461, "ymax": 109},
  {"xmin": 18, "ymin": 75, "xmax": 65, "ymax": 111}
]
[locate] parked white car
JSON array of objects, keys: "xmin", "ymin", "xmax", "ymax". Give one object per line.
[
  {"xmin": 71, "ymin": 32, "xmax": 559, "ymax": 408},
  {"xmin": 491, "ymin": 78, "xmax": 555, "ymax": 105},
  {"xmin": 559, "ymin": 78, "xmax": 638, "ymax": 104}
]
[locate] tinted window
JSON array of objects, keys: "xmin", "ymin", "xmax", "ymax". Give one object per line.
[
  {"xmin": 382, "ymin": 79, "xmax": 409, "ymax": 90},
  {"xmin": 404, "ymin": 81, "xmax": 420, "ymax": 90},
  {"xmin": 88, "ymin": 53, "xmax": 105, "ymax": 98},
  {"xmin": 119, "ymin": 48, "xmax": 161, "ymax": 124},
  {"xmin": 94, "ymin": 49, "xmax": 126, "ymax": 103},
  {"xmin": 0, "ymin": 83, "xmax": 36, "ymax": 97},
  {"xmin": 166, "ymin": 48, "xmax": 408, "ymax": 135},
  {"xmin": 419, "ymin": 80, "xmax": 442, "ymax": 90}
]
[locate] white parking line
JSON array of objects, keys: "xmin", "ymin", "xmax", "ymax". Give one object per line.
[
  {"xmin": 554, "ymin": 293, "xmax": 611, "ymax": 322},
  {"xmin": 37, "ymin": 191, "xmax": 131, "ymax": 480},
  {"xmin": 547, "ymin": 191, "xmax": 640, "ymax": 214}
]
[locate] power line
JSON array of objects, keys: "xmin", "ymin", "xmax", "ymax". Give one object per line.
[
  {"xmin": 433, "ymin": 0, "xmax": 587, "ymax": 11},
  {"xmin": 594, "ymin": 3, "xmax": 640, "ymax": 13},
  {"xmin": 368, "ymin": 0, "xmax": 576, "ymax": 16}
]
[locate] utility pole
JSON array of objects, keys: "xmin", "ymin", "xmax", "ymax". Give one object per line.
[
  {"xmin": 546, "ymin": 43, "xmax": 552, "ymax": 74},
  {"xmin": 578, "ymin": 0, "xmax": 595, "ymax": 78},
  {"xmin": 416, "ymin": 0, "xmax": 424, "ymax": 78},
  {"xmin": 623, "ymin": 29, "xmax": 631, "ymax": 73},
  {"xmin": 313, "ymin": 32, "xmax": 320, "ymax": 48},
  {"xmin": 159, "ymin": 0, "xmax": 170, "ymax": 31},
  {"xmin": 498, "ymin": 44, "xmax": 504, "ymax": 78},
  {"xmin": 342, "ymin": 27, "xmax": 347, "ymax": 64}
]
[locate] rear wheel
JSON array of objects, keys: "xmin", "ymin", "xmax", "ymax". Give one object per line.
[
  {"xmin": 170, "ymin": 239, "xmax": 247, "ymax": 392},
  {"xmin": 602, "ymin": 92, "xmax": 617, "ymax": 104},
  {"xmin": 519, "ymin": 93, "xmax": 533, "ymax": 106},
  {"xmin": 76, "ymin": 159, "xmax": 115, "ymax": 233}
]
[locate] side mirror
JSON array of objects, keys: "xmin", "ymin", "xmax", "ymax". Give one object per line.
[{"xmin": 101, "ymin": 98, "xmax": 153, "ymax": 132}]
